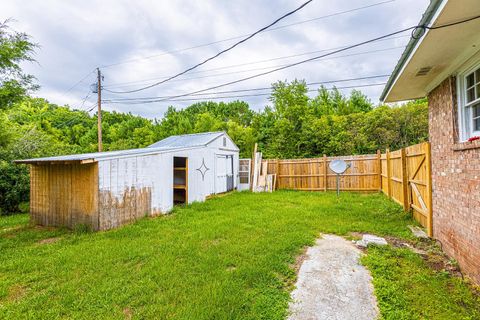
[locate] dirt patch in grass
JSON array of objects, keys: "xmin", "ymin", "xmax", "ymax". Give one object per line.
[
  {"xmin": 7, "ymin": 285, "xmax": 27, "ymax": 303},
  {"xmin": 201, "ymin": 238, "xmax": 224, "ymax": 249},
  {"xmin": 427, "ymin": 259, "xmax": 446, "ymax": 272},
  {"xmin": 347, "ymin": 232, "xmax": 364, "ymax": 240},
  {"xmin": 206, "ymin": 191, "xmax": 234, "ymax": 200},
  {"xmin": 123, "ymin": 307, "xmax": 133, "ymax": 319},
  {"xmin": 383, "ymin": 235, "xmax": 463, "ymax": 277},
  {"xmin": 0, "ymin": 225, "xmax": 29, "ymax": 239},
  {"xmin": 1, "ymin": 233, "xmax": 18, "ymax": 239},
  {"xmin": 350, "ymin": 232, "xmax": 463, "ymax": 278},
  {"xmin": 33, "ymin": 225, "xmax": 58, "ymax": 232},
  {"xmin": 291, "ymin": 246, "xmax": 309, "ymax": 274},
  {"xmin": 414, "ymin": 241, "xmax": 460, "ymax": 277},
  {"xmin": 281, "ymin": 246, "xmax": 310, "ymax": 291},
  {"xmin": 0, "ymin": 225, "xmax": 23, "ymax": 233},
  {"xmin": 37, "ymin": 237, "xmax": 61, "ymax": 245}
]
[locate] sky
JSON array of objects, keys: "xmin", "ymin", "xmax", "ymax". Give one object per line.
[{"xmin": 2, "ymin": 0, "xmax": 429, "ymax": 119}]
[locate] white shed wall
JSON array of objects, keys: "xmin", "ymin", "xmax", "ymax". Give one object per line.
[{"xmin": 96, "ymin": 135, "xmax": 238, "ymax": 230}]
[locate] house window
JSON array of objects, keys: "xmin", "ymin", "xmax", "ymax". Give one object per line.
[
  {"xmin": 458, "ymin": 65, "xmax": 480, "ymax": 140},
  {"xmin": 223, "ymin": 137, "xmax": 227, "ymax": 147}
]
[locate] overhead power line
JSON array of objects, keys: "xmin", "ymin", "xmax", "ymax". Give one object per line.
[
  {"xmin": 99, "ymin": 0, "xmax": 396, "ymax": 69},
  {"xmin": 103, "ymin": 46, "xmax": 402, "ymax": 91},
  {"xmin": 58, "ymin": 69, "xmax": 96, "ymax": 98},
  {"xmin": 55, "ymin": 102, "xmax": 98, "ymax": 129},
  {"xmin": 103, "ymin": 75, "xmax": 390, "ymax": 102},
  {"xmin": 52, "ymin": 69, "xmax": 98, "ymax": 129},
  {"xmin": 126, "ymin": 14, "xmax": 480, "ymax": 104},
  {"xmin": 412, "ymin": 12, "xmax": 480, "ymax": 38},
  {"xmin": 102, "ymin": 83, "xmax": 387, "ymax": 104},
  {"xmin": 105, "ymin": 0, "xmax": 314, "ymax": 94},
  {"xmin": 54, "ymin": 86, "xmax": 96, "ymax": 132},
  {"xmin": 103, "ymin": 37, "xmax": 407, "ymax": 89},
  {"xmin": 130, "ymin": 29, "xmax": 412, "ymax": 102},
  {"xmin": 86, "ymin": 103, "xmax": 98, "ymax": 113},
  {"xmin": 78, "ymin": 91, "xmax": 93, "ymax": 110}
]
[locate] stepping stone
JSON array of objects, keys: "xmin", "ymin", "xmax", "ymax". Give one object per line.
[
  {"xmin": 356, "ymin": 234, "xmax": 388, "ymax": 248},
  {"xmin": 408, "ymin": 225, "xmax": 429, "ymax": 239},
  {"xmin": 288, "ymin": 234, "xmax": 379, "ymax": 320}
]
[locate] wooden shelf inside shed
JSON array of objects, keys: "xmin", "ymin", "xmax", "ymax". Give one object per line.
[{"xmin": 173, "ymin": 156, "xmax": 188, "ymax": 205}]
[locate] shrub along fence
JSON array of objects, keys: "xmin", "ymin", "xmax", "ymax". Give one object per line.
[{"xmin": 264, "ymin": 142, "xmax": 432, "ymax": 236}]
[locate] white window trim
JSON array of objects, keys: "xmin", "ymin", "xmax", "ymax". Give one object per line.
[{"xmin": 457, "ymin": 60, "xmax": 480, "ymax": 142}]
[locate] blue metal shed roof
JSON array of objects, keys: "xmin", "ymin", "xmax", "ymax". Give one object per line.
[{"xmin": 148, "ymin": 131, "xmax": 225, "ymax": 148}]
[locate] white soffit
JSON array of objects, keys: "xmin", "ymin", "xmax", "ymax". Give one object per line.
[{"xmin": 384, "ymin": 0, "xmax": 480, "ymax": 102}]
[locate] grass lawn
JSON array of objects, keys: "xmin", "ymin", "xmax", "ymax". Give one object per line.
[{"xmin": 0, "ymin": 191, "xmax": 479, "ymax": 319}]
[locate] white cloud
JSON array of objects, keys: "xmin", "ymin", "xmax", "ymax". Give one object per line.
[{"xmin": 2, "ymin": 0, "xmax": 429, "ymax": 118}]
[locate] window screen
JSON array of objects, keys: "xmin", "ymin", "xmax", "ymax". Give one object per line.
[{"xmin": 461, "ymin": 66, "xmax": 480, "ymax": 136}]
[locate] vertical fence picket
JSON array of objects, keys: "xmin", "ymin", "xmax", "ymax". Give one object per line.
[
  {"xmin": 323, "ymin": 154, "xmax": 327, "ymax": 191},
  {"xmin": 386, "ymin": 149, "xmax": 392, "ymax": 197},
  {"xmin": 275, "ymin": 160, "xmax": 280, "ymax": 189},
  {"xmin": 376, "ymin": 150, "xmax": 382, "ymax": 192},
  {"xmin": 401, "ymin": 148, "xmax": 410, "ymax": 211}
]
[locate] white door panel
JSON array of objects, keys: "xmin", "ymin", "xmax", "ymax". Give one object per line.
[{"xmin": 215, "ymin": 155, "xmax": 227, "ymax": 194}]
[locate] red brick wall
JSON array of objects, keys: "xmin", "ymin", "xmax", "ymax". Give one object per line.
[{"xmin": 428, "ymin": 77, "xmax": 480, "ymax": 284}]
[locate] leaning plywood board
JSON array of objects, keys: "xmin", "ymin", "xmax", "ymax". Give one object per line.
[
  {"xmin": 257, "ymin": 160, "xmax": 268, "ymax": 192},
  {"xmin": 252, "ymin": 152, "xmax": 262, "ymax": 192},
  {"xmin": 265, "ymin": 174, "xmax": 276, "ymax": 192}
]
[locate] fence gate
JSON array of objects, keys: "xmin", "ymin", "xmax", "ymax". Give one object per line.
[
  {"xmin": 405, "ymin": 142, "xmax": 433, "ymax": 236},
  {"xmin": 381, "ymin": 142, "xmax": 433, "ymax": 236}
]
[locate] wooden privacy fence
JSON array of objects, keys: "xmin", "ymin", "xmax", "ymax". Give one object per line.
[
  {"xmin": 265, "ymin": 154, "xmax": 381, "ymax": 192},
  {"xmin": 380, "ymin": 142, "xmax": 433, "ymax": 236},
  {"xmin": 264, "ymin": 142, "xmax": 433, "ymax": 236}
]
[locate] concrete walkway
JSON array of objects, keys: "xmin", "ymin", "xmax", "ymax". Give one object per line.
[{"xmin": 288, "ymin": 235, "xmax": 379, "ymax": 320}]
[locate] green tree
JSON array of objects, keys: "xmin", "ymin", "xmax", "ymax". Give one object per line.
[
  {"xmin": 0, "ymin": 20, "xmax": 38, "ymax": 108},
  {"xmin": 194, "ymin": 112, "xmax": 223, "ymax": 133}
]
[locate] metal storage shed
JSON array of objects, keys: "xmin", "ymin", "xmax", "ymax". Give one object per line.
[{"xmin": 15, "ymin": 131, "xmax": 239, "ymax": 231}]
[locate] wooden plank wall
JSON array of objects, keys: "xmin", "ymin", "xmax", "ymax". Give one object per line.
[
  {"xmin": 30, "ymin": 163, "xmax": 99, "ymax": 229},
  {"xmin": 264, "ymin": 142, "xmax": 433, "ymax": 236}
]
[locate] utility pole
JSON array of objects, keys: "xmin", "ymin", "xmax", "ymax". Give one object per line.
[{"xmin": 96, "ymin": 68, "xmax": 103, "ymax": 152}]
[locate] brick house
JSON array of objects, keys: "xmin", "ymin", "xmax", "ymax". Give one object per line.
[{"xmin": 381, "ymin": 0, "xmax": 480, "ymax": 284}]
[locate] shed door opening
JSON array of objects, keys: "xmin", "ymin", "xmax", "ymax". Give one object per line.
[{"xmin": 173, "ymin": 157, "xmax": 188, "ymax": 204}]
